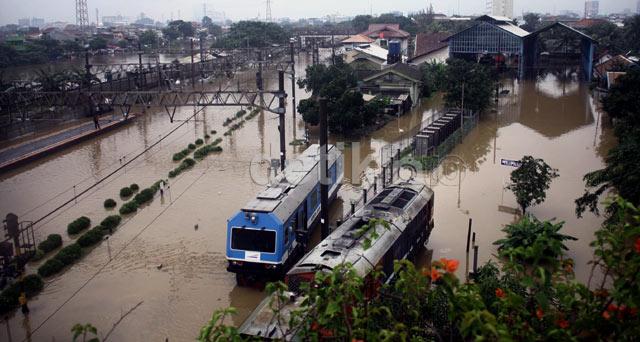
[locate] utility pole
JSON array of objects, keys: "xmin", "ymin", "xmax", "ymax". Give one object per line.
[
  {"xmin": 278, "ymin": 71, "xmax": 286, "ymax": 171},
  {"xmin": 4, "ymin": 213, "xmax": 29, "ymax": 314},
  {"xmin": 331, "ymin": 32, "xmax": 335, "ymax": 65},
  {"xmin": 200, "ymin": 38, "xmax": 204, "ymax": 90},
  {"xmin": 137, "ymin": 42, "xmax": 143, "ymax": 88},
  {"xmin": 319, "ymin": 99, "xmax": 329, "ymax": 239},
  {"xmin": 190, "ymin": 39, "xmax": 195, "ymax": 89},
  {"xmin": 290, "ymin": 40, "xmax": 296, "ymax": 118}
]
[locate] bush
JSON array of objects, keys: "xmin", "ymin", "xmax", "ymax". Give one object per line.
[
  {"xmin": 236, "ymin": 109, "xmax": 246, "ymax": 117},
  {"xmin": 67, "ymin": 216, "xmax": 91, "ymax": 235},
  {"xmin": 130, "ymin": 184, "xmax": 139, "ymax": 191},
  {"xmin": 120, "ymin": 187, "xmax": 133, "ymax": 197},
  {"xmin": 212, "ymin": 146, "xmax": 223, "ymax": 152},
  {"xmin": 173, "ymin": 152, "xmax": 185, "ymax": 161},
  {"xmin": 77, "ymin": 226, "xmax": 106, "ymax": 247},
  {"xmin": 100, "ymin": 215, "xmax": 121, "ymax": 230},
  {"xmin": 181, "ymin": 148, "xmax": 191, "ymax": 156},
  {"xmin": 212, "ymin": 138, "xmax": 222, "ymax": 145},
  {"xmin": 183, "ymin": 158, "xmax": 195, "ymax": 166},
  {"xmin": 188, "ymin": 143, "xmax": 196, "ymax": 150},
  {"xmin": 38, "ymin": 258, "xmax": 65, "ymax": 277},
  {"xmin": 104, "ymin": 198, "xmax": 117, "ymax": 208},
  {"xmin": 134, "ymin": 188, "xmax": 155, "ymax": 205},
  {"xmin": 210, "ymin": 130, "xmax": 217, "ymax": 134},
  {"xmin": 38, "ymin": 234, "xmax": 62, "ymax": 253},
  {"xmin": 0, "ymin": 274, "xmax": 44, "ymax": 314},
  {"xmin": 119, "ymin": 200, "xmax": 139, "ymax": 215},
  {"xmin": 205, "ymin": 134, "xmax": 210, "ymax": 139},
  {"xmin": 55, "ymin": 243, "xmax": 82, "ymax": 265},
  {"xmin": 195, "ymin": 138, "xmax": 204, "ymax": 145},
  {"xmin": 168, "ymin": 170, "xmax": 177, "ymax": 178},
  {"xmin": 31, "ymin": 249, "xmax": 45, "ymax": 261}
]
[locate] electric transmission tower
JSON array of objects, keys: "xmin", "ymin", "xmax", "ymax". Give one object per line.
[
  {"xmin": 266, "ymin": 0, "xmax": 272, "ymax": 22},
  {"xmin": 76, "ymin": 0, "xmax": 89, "ymax": 29}
]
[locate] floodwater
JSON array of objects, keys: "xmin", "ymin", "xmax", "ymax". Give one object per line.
[{"xmin": 0, "ymin": 59, "xmax": 614, "ymax": 341}]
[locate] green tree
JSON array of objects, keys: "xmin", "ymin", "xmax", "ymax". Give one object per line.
[
  {"xmin": 351, "ymin": 15, "xmax": 372, "ymax": 32},
  {"xmin": 139, "ymin": 29, "xmax": 158, "ymax": 46},
  {"xmin": 211, "ymin": 21, "xmax": 289, "ymax": 49},
  {"xmin": 207, "ymin": 24, "xmax": 223, "ymax": 37},
  {"xmin": 576, "ymin": 68, "xmax": 640, "ymax": 217},
  {"xmin": 202, "ymin": 16, "xmax": 212, "ymax": 27},
  {"xmin": 89, "ymin": 37, "xmax": 107, "ymax": 50},
  {"xmin": 442, "ymin": 57, "xmax": 495, "ymax": 113},
  {"xmin": 297, "ymin": 98, "xmax": 319, "ymax": 126},
  {"xmin": 420, "ymin": 60, "xmax": 446, "ymax": 97},
  {"xmin": 507, "ymin": 156, "xmax": 559, "ymax": 214},
  {"xmin": 61, "ymin": 40, "xmax": 84, "ymax": 53},
  {"xmin": 166, "ymin": 20, "xmax": 195, "ymax": 38},
  {"xmin": 521, "ymin": 13, "xmax": 541, "ymax": 32},
  {"xmin": 117, "ymin": 39, "xmax": 129, "ymax": 48},
  {"xmin": 623, "ymin": 14, "xmax": 640, "ymax": 54},
  {"xmin": 71, "ymin": 323, "xmax": 99, "ymax": 342},
  {"xmin": 162, "ymin": 25, "xmax": 180, "ymax": 41}
]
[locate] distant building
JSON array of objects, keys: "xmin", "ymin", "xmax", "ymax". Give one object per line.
[
  {"xmin": 31, "ymin": 18, "xmax": 45, "ymax": 28},
  {"xmin": 637, "ymin": 0, "xmax": 640, "ymax": 14},
  {"xmin": 102, "ymin": 15, "xmax": 128, "ymax": 27},
  {"xmin": 486, "ymin": 0, "xmax": 513, "ymax": 19},
  {"xmin": 408, "ymin": 33, "xmax": 451, "ymax": 65},
  {"xmin": 572, "ymin": 18, "xmax": 609, "ymax": 29},
  {"xmin": 358, "ymin": 24, "xmax": 411, "ymax": 55},
  {"xmin": 17, "ymin": 18, "xmax": 30, "ymax": 27},
  {"xmin": 585, "ymin": 1, "xmax": 599, "ymax": 18}
]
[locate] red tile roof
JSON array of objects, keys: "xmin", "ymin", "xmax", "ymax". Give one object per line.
[
  {"xmin": 360, "ymin": 24, "xmax": 410, "ymax": 39},
  {"xmin": 413, "ymin": 33, "xmax": 450, "ymax": 58},
  {"xmin": 595, "ymin": 55, "xmax": 634, "ymax": 78},
  {"xmin": 572, "ymin": 18, "xmax": 609, "ymax": 28},
  {"xmin": 341, "ymin": 34, "xmax": 376, "ymax": 43}
]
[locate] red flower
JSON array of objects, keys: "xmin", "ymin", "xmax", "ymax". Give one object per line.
[
  {"xmin": 635, "ymin": 237, "xmax": 640, "ymax": 253},
  {"xmin": 521, "ymin": 322, "xmax": 530, "ymax": 329},
  {"xmin": 603, "ymin": 311, "xmax": 611, "ymax": 319},
  {"xmin": 352, "ymin": 339, "xmax": 364, "ymax": 342},
  {"xmin": 445, "ymin": 259, "xmax": 460, "ymax": 273},
  {"xmin": 311, "ymin": 323, "xmax": 318, "ymax": 330},
  {"xmin": 565, "ymin": 264, "xmax": 572, "ymax": 272},
  {"xmin": 608, "ymin": 303, "xmax": 619, "ymax": 312},
  {"xmin": 595, "ymin": 289, "xmax": 609, "ymax": 298},
  {"xmin": 536, "ymin": 308, "xmax": 544, "ymax": 319},
  {"xmin": 495, "ymin": 288, "xmax": 506, "ymax": 300},
  {"xmin": 555, "ymin": 318, "xmax": 569, "ymax": 328},
  {"xmin": 430, "ymin": 267, "xmax": 441, "ymax": 282}
]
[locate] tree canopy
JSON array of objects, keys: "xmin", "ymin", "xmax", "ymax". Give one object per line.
[
  {"xmin": 139, "ymin": 30, "xmax": 158, "ymax": 46},
  {"xmin": 163, "ymin": 20, "xmax": 194, "ymax": 40},
  {"xmin": 508, "ymin": 156, "xmax": 559, "ymax": 214},
  {"xmin": 212, "ymin": 21, "xmax": 289, "ymax": 49},
  {"xmin": 521, "ymin": 13, "xmax": 541, "ymax": 32},
  {"xmin": 441, "ymin": 58, "xmax": 495, "ymax": 113}
]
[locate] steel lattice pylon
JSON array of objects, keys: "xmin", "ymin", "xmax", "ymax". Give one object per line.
[
  {"xmin": 266, "ymin": 0, "xmax": 272, "ymax": 22},
  {"xmin": 76, "ymin": 0, "xmax": 89, "ymax": 29}
]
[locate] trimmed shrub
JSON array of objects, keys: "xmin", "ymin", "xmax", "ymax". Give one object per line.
[
  {"xmin": 67, "ymin": 216, "xmax": 91, "ymax": 235},
  {"xmin": 205, "ymin": 134, "xmax": 210, "ymax": 139},
  {"xmin": 104, "ymin": 198, "xmax": 117, "ymax": 208},
  {"xmin": 134, "ymin": 188, "xmax": 155, "ymax": 205},
  {"xmin": 181, "ymin": 148, "xmax": 192, "ymax": 156},
  {"xmin": 38, "ymin": 258, "xmax": 64, "ymax": 277},
  {"xmin": 168, "ymin": 170, "xmax": 177, "ymax": 178},
  {"xmin": 188, "ymin": 143, "xmax": 196, "ymax": 150},
  {"xmin": 55, "ymin": 243, "xmax": 82, "ymax": 265},
  {"xmin": 212, "ymin": 138, "xmax": 222, "ymax": 145},
  {"xmin": 31, "ymin": 249, "xmax": 45, "ymax": 261},
  {"xmin": 100, "ymin": 215, "xmax": 121, "ymax": 230},
  {"xmin": 173, "ymin": 152, "xmax": 185, "ymax": 161},
  {"xmin": 77, "ymin": 226, "xmax": 106, "ymax": 247},
  {"xmin": 130, "ymin": 184, "xmax": 139, "ymax": 191},
  {"xmin": 183, "ymin": 158, "xmax": 195, "ymax": 166},
  {"xmin": 236, "ymin": 109, "xmax": 246, "ymax": 118},
  {"xmin": 195, "ymin": 138, "xmax": 204, "ymax": 145},
  {"xmin": 38, "ymin": 234, "xmax": 62, "ymax": 253},
  {"xmin": 210, "ymin": 130, "xmax": 217, "ymax": 134},
  {"xmin": 119, "ymin": 200, "xmax": 139, "ymax": 215},
  {"xmin": 212, "ymin": 146, "xmax": 223, "ymax": 152},
  {"xmin": 120, "ymin": 187, "xmax": 133, "ymax": 197}
]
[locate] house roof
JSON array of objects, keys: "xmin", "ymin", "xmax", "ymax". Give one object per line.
[
  {"xmin": 363, "ymin": 63, "xmax": 423, "ymax": 83},
  {"xmin": 595, "ymin": 55, "xmax": 635, "ymax": 78},
  {"xmin": 360, "ymin": 23, "xmax": 410, "ymax": 39},
  {"xmin": 525, "ymin": 22, "xmax": 598, "ymax": 43},
  {"xmin": 572, "ymin": 18, "xmax": 609, "ymax": 28},
  {"xmin": 352, "ymin": 44, "xmax": 389, "ymax": 61},
  {"xmin": 475, "ymin": 15, "xmax": 513, "ymax": 23},
  {"xmin": 442, "ymin": 21, "xmax": 529, "ymax": 42},
  {"xmin": 412, "ymin": 33, "xmax": 450, "ymax": 58},
  {"xmin": 341, "ymin": 34, "xmax": 376, "ymax": 43}
]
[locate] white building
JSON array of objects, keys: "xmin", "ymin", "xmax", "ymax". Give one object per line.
[
  {"xmin": 486, "ymin": 0, "xmax": 513, "ymax": 19},
  {"xmin": 585, "ymin": 1, "xmax": 599, "ymax": 17}
]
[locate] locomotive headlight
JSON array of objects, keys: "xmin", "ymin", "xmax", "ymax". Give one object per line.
[{"xmin": 251, "ymin": 214, "xmax": 257, "ymax": 224}]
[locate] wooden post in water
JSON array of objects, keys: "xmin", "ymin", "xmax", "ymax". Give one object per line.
[{"xmin": 465, "ymin": 218, "xmax": 472, "ymax": 280}]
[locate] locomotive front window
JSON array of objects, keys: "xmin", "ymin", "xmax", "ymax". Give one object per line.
[{"xmin": 231, "ymin": 228, "xmax": 276, "ymax": 253}]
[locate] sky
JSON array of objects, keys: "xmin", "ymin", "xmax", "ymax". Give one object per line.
[{"xmin": 0, "ymin": 0, "xmax": 637, "ymax": 25}]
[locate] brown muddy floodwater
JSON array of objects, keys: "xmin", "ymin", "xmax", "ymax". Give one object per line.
[{"xmin": 0, "ymin": 60, "xmax": 614, "ymax": 341}]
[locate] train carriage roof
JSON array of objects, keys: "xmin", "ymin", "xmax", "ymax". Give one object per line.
[
  {"xmin": 241, "ymin": 144, "xmax": 342, "ymax": 221},
  {"xmin": 288, "ymin": 180, "xmax": 433, "ymax": 278}
]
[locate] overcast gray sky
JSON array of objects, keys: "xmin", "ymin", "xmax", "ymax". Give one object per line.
[{"xmin": 0, "ymin": 0, "xmax": 637, "ymax": 25}]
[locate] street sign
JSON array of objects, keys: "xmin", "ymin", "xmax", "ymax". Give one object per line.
[{"xmin": 500, "ymin": 159, "xmax": 521, "ymax": 167}]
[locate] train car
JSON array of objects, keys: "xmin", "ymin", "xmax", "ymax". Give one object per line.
[
  {"xmin": 238, "ymin": 179, "xmax": 434, "ymax": 339},
  {"xmin": 226, "ymin": 144, "xmax": 344, "ymax": 285}
]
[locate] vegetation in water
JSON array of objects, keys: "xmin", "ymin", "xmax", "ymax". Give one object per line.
[
  {"xmin": 67, "ymin": 216, "xmax": 91, "ymax": 235},
  {"xmin": 103, "ymin": 198, "xmax": 117, "ymax": 209},
  {"xmin": 119, "ymin": 187, "xmax": 133, "ymax": 198},
  {"xmin": 507, "ymin": 156, "xmax": 559, "ymax": 214}
]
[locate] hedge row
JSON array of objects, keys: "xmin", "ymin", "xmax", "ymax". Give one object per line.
[
  {"xmin": 168, "ymin": 158, "xmax": 195, "ymax": 178},
  {"xmin": 101, "ymin": 215, "xmax": 121, "ymax": 230},
  {"xmin": 37, "ymin": 243, "xmax": 82, "ymax": 277},
  {"xmin": 245, "ymin": 108, "xmax": 261, "ymax": 120},
  {"xmin": 37, "ymin": 234, "xmax": 62, "ymax": 253},
  {"xmin": 119, "ymin": 200, "xmax": 138, "ymax": 215},
  {"xmin": 0, "ymin": 274, "xmax": 44, "ymax": 314},
  {"xmin": 77, "ymin": 225, "xmax": 108, "ymax": 247},
  {"xmin": 67, "ymin": 216, "xmax": 91, "ymax": 235}
]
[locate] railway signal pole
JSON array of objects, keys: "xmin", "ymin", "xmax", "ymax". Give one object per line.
[{"xmin": 319, "ymin": 98, "xmax": 329, "ymax": 239}]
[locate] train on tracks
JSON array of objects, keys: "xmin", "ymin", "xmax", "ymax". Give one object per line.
[
  {"xmin": 226, "ymin": 144, "xmax": 343, "ymax": 285},
  {"xmin": 238, "ymin": 179, "xmax": 435, "ymax": 338}
]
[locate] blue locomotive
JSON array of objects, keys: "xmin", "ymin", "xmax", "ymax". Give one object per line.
[{"xmin": 226, "ymin": 144, "xmax": 344, "ymax": 285}]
